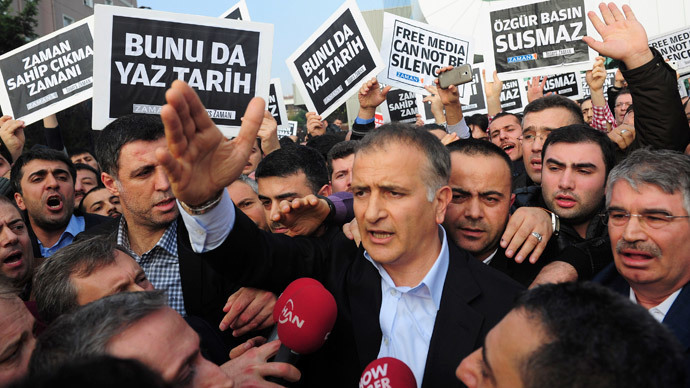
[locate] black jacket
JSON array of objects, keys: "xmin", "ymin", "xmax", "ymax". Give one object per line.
[{"xmin": 212, "ymin": 207, "xmax": 524, "ymax": 387}]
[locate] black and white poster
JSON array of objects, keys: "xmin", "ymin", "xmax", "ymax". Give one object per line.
[
  {"xmin": 379, "ymin": 13, "xmax": 473, "ymax": 103},
  {"xmin": 287, "ymin": 0, "xmax": 384, "ymax": 118},
  {"xmin": 92, "ymin": 5, "xmax": 272, "ymax": 137},
  {"xmin": 499, "ymin": 78, "xmax": 526, "ymax": 112},
  {"xmin": 220, "ymin": 0, "xmax": 251, "ymax": 21},
  {"xmin": 649, "ymin": 27, "xmax": 690, "ymax": 75},
  {"xmin": 381, "ymin": 88, "xmax": 418, "ymax": 124},
  {"xmin": 520, "ymin": 71, "xmax": 583, "ymax": 100},
  {"xmin": 461, "ymin": 67, "xmax": 488, "ymax": 115},
  {"xmin": 0, "ymin": 17, "xmax": 94, "ymax": 125},
  {"xmin": 485, "ymin": 0, "xmax": 593, "ymax": 79},
  {"xmin": 278, "ymin": 120, "xmax": 298, "ymax": 138},
  {"xmin": 268, "ymin": 78, "xmax": 288, "ymax": 129},
  {"xmin": 579, "ymin": 68, "xmax": 616, "ymax": 98}
]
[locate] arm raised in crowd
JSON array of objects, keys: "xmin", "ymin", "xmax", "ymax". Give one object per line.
[
  {"xmin": 482, "ymin": 69, "xmax": 503, "ymax": 117},
  {"xmin": 156, "ymin": 80, "xmax": 264, "ymax": 207},
  {"xmin": 258, "ymin": 110, "xmax": 280, "ymax": 156},
  {"xmin": 586, "ymin": 56, "xmax": 614, "ymax": 133},
  {"xmin": 583, "ymin": 3, "xmax": 690, "ymax": 152},
  {"xmin": 422, "ymin": 85, "xmax": 446, "ymax": 124},
  {"xmin": 0, "ymin": 115, "xmax": 25, "ymax": 164}
]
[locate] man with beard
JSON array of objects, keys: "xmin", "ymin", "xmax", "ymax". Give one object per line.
[
  {"xmin": 595, "ymin": 148, "xmax": 690, "ymax": 372},
  {"xmin": 11, "ymin": 148, "xmax": 107, "ymax": 258}
]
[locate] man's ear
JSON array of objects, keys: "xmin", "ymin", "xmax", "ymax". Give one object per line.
[
  {"xmin": 318, "ymin": 184, "xmax": 332, "ymax": 197},
  {"xmin": 434, "ymin": 186, "xmax": 452, "ymax": 225},
  {"xmin": 510, "ymin": 193, "xmax": 516, "ymax": 208},
  {"xmin": 101, "ymin": 172, "xmax": 120, "ymax": 196},
  {"xmin": 14, "ymin": 192, "xmax": 26, "ymax": 211}
]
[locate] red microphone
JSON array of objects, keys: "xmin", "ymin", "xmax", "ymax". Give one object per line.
[
  {"xmin": 276, "ymin": 283, "xmax": 337, "ymax": 354},
  {"xmin": 273, "ymin": 277, "xmax": 325, "ymax": 323},
  {"xmin": 359, "ymin": 358, "xmax": 417, "ymax": 388}
]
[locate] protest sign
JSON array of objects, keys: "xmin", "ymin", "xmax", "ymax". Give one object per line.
[
  {"xmin": 461, "ymin": 67, "xmax": 488, "ymax": 115},
  {"xmin": 678, "ymin": 75, "xmax": 690, "ymax": 98},
  {"xmin": 268, "ymin": 78, "xmax": 289, "ymax": 130},
  {"xmin": 580, "ymin": 68, "xmax": 616, "ymax": 98},
  {"xmin": 220, "ymin": 0, "xmax": 251, "ymax": 21},
  {"xmin": 382, "ymin": 88, "xmax": 418, "ymax": 124},
  {"xmin": 279, "ymin": 120, "xmax": 298, "ymax": 138},
  {"xmin": 649, "ymin": 27, "xmax": 690, "ymax": 75},
  {"xmin": 0, "ymin": 17, "xmax": 94, "ymax": 125},
  {"xmin": 415, "ymin": 94, "xmax": 436, "ymax": 124},
  {"xmin": 379, "ymin": 13, "xmax": 473, "ymax": 103},
  {"xmin": 520, "ymin": 71, "xmax": 583, "ymax": 100},
  {"xmin": 92, "ymin": 5, "xmax": 272, "ymax": 137},
  {"xmin": 484, "ymin": 0, "xmax": 593, "ymax": 80},
  {"xmin": 287, "ymin": 0, "xmax": 384, "ymax": 119},
  {"xmin": 499, "ymin": 78, "xmax": 526, "ymax": 112}
]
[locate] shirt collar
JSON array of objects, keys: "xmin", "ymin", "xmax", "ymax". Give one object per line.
[
  {"xmin": 482, "ymin": 249, "xmax": 499, "ymax": 265},
  {"xmin": 38, "ymin": 214, "xmax": 84, "ymax": 250},
  {"xmin": 117, "ymin": 217, "xmax": 178, "ymax": 258},
  {"xmin": 364, "ymin": 226, "xmax": 450, "ymax": 310},
  {"xmin": 629, "ymin": 287, "xmax": 683, "ymax": 322}
]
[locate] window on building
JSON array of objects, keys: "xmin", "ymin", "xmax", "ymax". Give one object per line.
[
  {"xmin": 63, "ymin": 14, "xmax": 74, "ymax": 27},
  {"xmin": 84, "ymin": 0, "xmax": 94, "ymax": 7}
]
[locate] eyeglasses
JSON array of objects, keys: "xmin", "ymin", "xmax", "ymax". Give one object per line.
[
  {"xmin": 615, "ymin": 102, "xmax": 632, "ymax": 109},
  {"xmin": 603, "ymin": 209, "xmax": 690, "ymax": 229},
  {"xmin": 519, "ymin": 132, "xmax": 549, "ymax": 144}
]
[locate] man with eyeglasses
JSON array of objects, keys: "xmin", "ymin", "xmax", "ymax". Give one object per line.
[{"xmin": 595, "ymin": 148, "xmax": 690, "ymax": 371}]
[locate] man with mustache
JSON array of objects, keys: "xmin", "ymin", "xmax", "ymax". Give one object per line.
[
  {"xmin": 595, "ymin": 148, "xmax": 690, "ymax": 370},
  {"xmin": 11, "ymin": 148, "xmax": 108, "ymax": 258}
]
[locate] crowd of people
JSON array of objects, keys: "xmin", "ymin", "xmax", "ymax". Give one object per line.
[{"xmin": 0, "ymin": 2, "xmax": 689, "ymax": 387}]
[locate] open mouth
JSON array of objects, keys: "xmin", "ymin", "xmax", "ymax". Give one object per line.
[
  {"xmin": 619, "ymin": 249, "xmax": 655, "ymax": 266},
  {"xmin": 501, "ymin": 143, "xmax": 515, "ymax": 153},
  {"xmin": 3, "ymin": 251, "xmax": 22, "ymax": 267},
  {"xmin": 154, "ymin": 198, "xmax": 176, "ymax": 211},
  {"xmin": 530, "ymin": 158, "xmax": 542, "ymax": 168},
  {"xmin": 46, "ymin": 194, "xmax": 63, "ymax": 211}
]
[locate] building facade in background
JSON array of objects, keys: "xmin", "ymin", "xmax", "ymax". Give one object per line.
[{"xmin": 12, "ymin": 0, "xmax": 137, "ymax": 37}]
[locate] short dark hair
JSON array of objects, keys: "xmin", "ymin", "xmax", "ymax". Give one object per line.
[
  {"xmin": 33, "ymin": 236, "xmax": 126, "ymax": 323},
  {"xmin": 12, "ymin": 356, "xmax": 172, "ymax": 388},
  {"xmin": 94, "ymin": 114, "xmax": 164, "ymax": 177},
  {"xmin": 491, "ymin": 111, "xmax": 523, "ymax": 125},
  {"xmin": 541, "ymin": 124, "xmax": 616, "ymax": 176},
  {"xmin": 306, "ymin": 133, "xmax": 346, "ymax": 161},
  {"xmin": 11, "ymin": 147, "xmax": 75, "ymax": 195},
  {"xmin": 67, "ymin": 148, "xmax": 95, "ymax": 159},
  {"xmin": 517, "ymin": 282, "xmax": 686, "ymax": 388},
  {"xmin": 420, "ymin": 123, "xmax": 446, "ymax": 132},
  {"xmin": 255, "ymin": 145, "xmax": 329, "ymax": 194},
  {"xmin": 466, "ymin": 114, "xmax": 489, "ymax": 133},
  {"xmin": 326, "ymin": 140, "xmax": 358, "ymax": 176},
  {"xmin": 523, "ymin": 95, "xmax": 585, "ymax": 126},
  {"xmin": 357, "ymin": 122, "xmax": 449, "ymax": 201},
  {"xmin": 446, "ymin": 138, "xmax": 514, "ymax": 191},
  {"xmin": 74, "ymin": 163, "xmax": 100, "ymax": 182}
]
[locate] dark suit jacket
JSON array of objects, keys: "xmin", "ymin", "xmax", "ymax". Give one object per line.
[
  {"xmin": 210, "ymin": 207, "xmax": 525, "ymax": 387},
  {"xmin": 488, "ymin": 246, "xmax": 552, "ymax": 287},
  {"xmin": 28, "ymin": 213, "xmax": 110, "ymax": 258},
  {"xmin": 82, "ymin": 215, "xmax": 258, "ymax": 358},
  {"xmin": 596, "ymin": 264, "xmax": 690, "ymax": 375}
]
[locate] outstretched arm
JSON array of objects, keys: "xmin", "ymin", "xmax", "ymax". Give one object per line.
[{"xmin": 156, "ymin": 80, "xmax": 265, "ymax": 206}]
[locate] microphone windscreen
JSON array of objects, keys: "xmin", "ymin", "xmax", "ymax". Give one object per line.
[
  {"xmin": 273, "ymin": 278, "xmax": 325, "ymax": 322},
  {"xmin": 276, "ymin": 284, "xmax": 337, "ymax": 354},
  {"xmin": 359, "ymin": 357, "xmax": 417, "ymax": 388}
]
